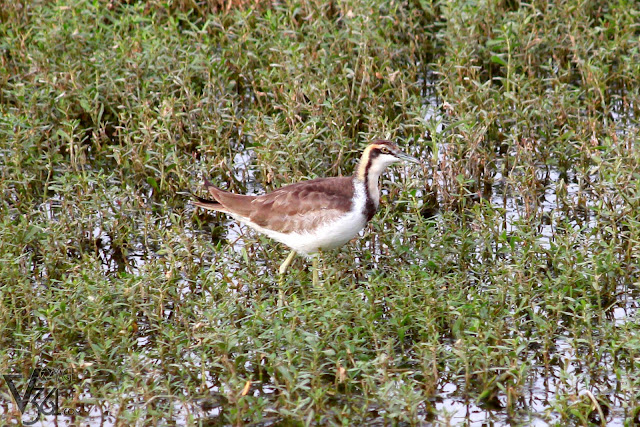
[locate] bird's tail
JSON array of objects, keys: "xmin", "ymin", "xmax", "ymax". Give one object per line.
[
  {"xmin": 192, "ymin": 178, "xmax": 255, "ymax": 216},
  {"xmin": 191, "ymin": 178, "xmax": 225, "ymax": 212},
  {"xmin": 191, "ymin": 194, "xmax": 222, "ymax": 211}
]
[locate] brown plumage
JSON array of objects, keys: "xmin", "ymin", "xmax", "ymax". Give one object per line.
[{"xmin": 194, "ymin": 176, "xmax": 356, "ymax": 235}]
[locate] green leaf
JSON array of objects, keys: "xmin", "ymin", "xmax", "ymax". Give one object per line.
[
  {"xmin": 490, "ymin": 55, "xmax": 507, "ymax": 66},
  {"xmin": 146, "ymin": 176, "xmax": 159, "ymax": 190}
]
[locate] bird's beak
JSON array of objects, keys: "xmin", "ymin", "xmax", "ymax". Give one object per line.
[{"xmin": 397, "ymin": 150, "xmax": 420, "ymax": 165}]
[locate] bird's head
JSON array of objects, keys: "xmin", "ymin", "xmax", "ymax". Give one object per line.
[{"xmin": 356, "ymin": 140, "xmax": 419, "ymax": 181}]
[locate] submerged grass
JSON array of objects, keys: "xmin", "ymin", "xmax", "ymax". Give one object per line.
[{"xmin": 1, "ymin": 0, "xmax": 639, "ymax": 425}]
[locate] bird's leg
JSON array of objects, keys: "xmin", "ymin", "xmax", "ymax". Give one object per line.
[
  {"xmin": 278, "ymin": 250, "xmax": 296, "ymax": 306},
  {"xmin": 312, "ymin": 254, "xmax": 320, "ymax": 286},
  {"xmin": 279, "ymin": 250, "xmax": 297, "ymax": 275}
]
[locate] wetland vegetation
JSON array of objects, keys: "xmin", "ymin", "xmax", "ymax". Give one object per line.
[{"xmin": 1, "ymin": 0, "xmax": 639, "ymax": 424}]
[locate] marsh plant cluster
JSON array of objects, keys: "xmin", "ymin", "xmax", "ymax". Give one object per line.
[{"xmin": 1, "ymin": 0, "xmax": 639, "ymax": 424}]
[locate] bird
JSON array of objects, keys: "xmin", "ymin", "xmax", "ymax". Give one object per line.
[{"xmin": 193, "ymin": 139, "xmax": 419, "ymax": 286}]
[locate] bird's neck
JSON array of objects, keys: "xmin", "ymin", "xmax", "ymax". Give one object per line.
[{"xmin": 355, "ymin": 148, "xmax": 382, "ymax": 217}]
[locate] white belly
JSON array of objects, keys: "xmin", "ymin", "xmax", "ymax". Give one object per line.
[{"xmin": 246, "ymin": 211, "xmax": 368, "ymax": 255}]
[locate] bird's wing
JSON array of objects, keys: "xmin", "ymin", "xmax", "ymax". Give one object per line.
[{"xmin": 247, "ymin": 177, "xmax": 356, "ymax": 234}]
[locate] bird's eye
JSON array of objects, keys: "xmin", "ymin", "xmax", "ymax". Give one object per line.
[{"xmin": 380, "ymin": 147, "xmax": 390, "ymax": 154}]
